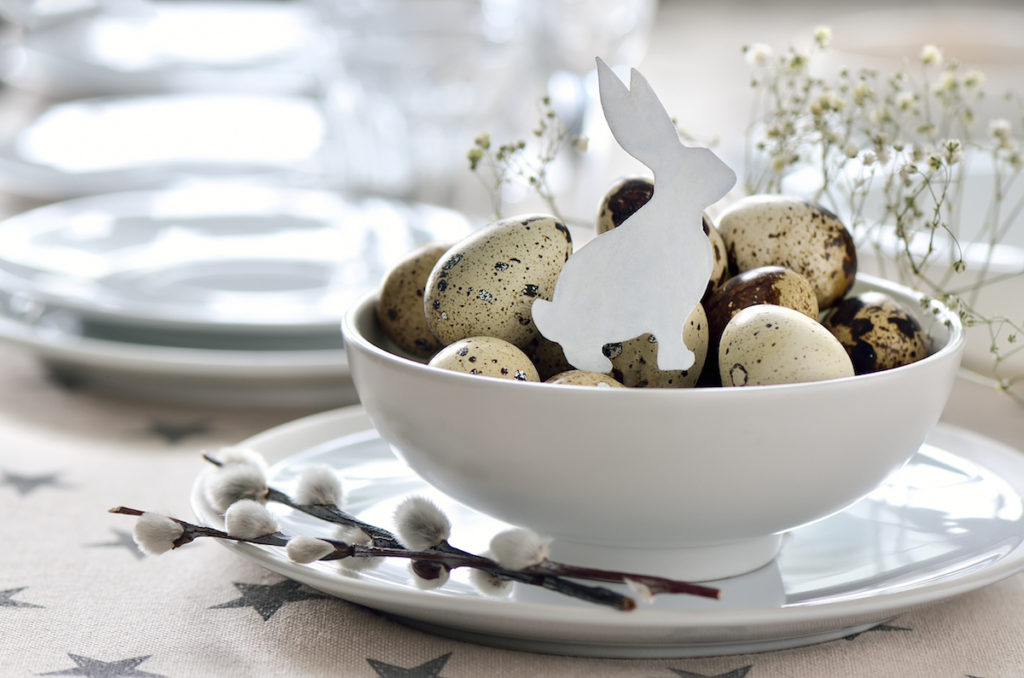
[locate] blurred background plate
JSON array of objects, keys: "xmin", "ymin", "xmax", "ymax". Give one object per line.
[
  {"xmin": 0, "ymin": 94, "xmax": 326, "ymax": 201},
  {"xmin": 0, "ymin": 0, "xmax": 322, "ymax": 98},
  {"xmin": 0, "ymin": 183, "xmax": 475, "ymax": 335}
]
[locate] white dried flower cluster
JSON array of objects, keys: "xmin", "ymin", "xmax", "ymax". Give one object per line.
[{"xmin": 745, "ymin": 28, "xmax": 1024, "ymax": 397}]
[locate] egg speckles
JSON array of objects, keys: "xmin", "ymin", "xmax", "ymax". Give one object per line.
[
  {"xmin": 823, "ymin": 292, "xmax": 929, "ymax": 374},
  {"xmin": 604, "ymin": 302, "xmax": 709, "ymax": 387},
  {"xmin": 596, "ymin": 176, "xmax": 728, "ymax": 295},
  {"xmin": 424, "ymin": 214, "xmax": 572, "ymax": 349},
  {"xmin": 376, "ymin": 242, "xmax": 450, "ymax": 358},
  {"xmin": 704, "ymin": 265, "xmax": 818, "ymax": 357},
  {"xmin": 719, "ymin": 305, "xmax": 854, "ymax": 386},
  {"xmin": 717, "ymin": 195, "xmax": 856, "ymax": 309},
  {"xmin": 429, "ymin": 336, "xmax": 540, "ymax": 381}
]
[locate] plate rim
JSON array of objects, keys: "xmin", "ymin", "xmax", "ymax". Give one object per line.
[{"xmin": 191, "ymin": 406, "xmax": 1024, "ymax": 643}]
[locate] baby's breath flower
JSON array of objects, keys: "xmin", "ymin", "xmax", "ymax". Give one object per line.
[
  {"xmin": 843, "ymin": 142, "xmax": 859, "ymax": 158},
  {"xmin": 944, "ymin": 138, "xmax": 964, "ymax": 164},
  {"xmin": 571, "ymin": 135, "xmax": 589, "ymax": 153},
  {"xmin": 920, "ymin": 44, "xmax": 943, "ymax": 66},
  {"xmin": 813, "ymin": 26, "xmax": 832, "ymax": 49},
  {"xmin": 964, "ymin": 70, "xmax": 985, "ymax": 88},
  {"xmin": 870, "ymin": 106, "xmax": 891, "ymax": 124},
  {"xmin": 743, "ymin": 43, "xmax": 773, "ymax": 66},
  {"xmin": 852, "ymin": 80, "xmax": 872, "ymax": 105},
  {"xmin": 787, "ymin": 51, "xmax": 809, "ymax": 72},
  {"xmin": 933, "ymin": 72, "xmax": 958, "ymax": 94},
  {"xmin": 863, "ymin": 151, "xmax": 877, "ymax": 166},
  {"xmin": 466, "ymin": 147, "xmax": 483, "ymax": 170},
  {"xmin": 990, "ymin": 118, "xmax": 1012, "ymax": 141},
  {"xmin": 474, "ymin": 133, "xmax": 490, "ymax": 150},
  {"xmin": 896, "ymin": 90, "xmax": 917, "ymax": 111}
]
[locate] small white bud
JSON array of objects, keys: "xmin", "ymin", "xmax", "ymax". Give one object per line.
[
  {"xmin": 335, "ymin": 526, "xmax": 381, "ymax": 572},
  {"xmin": 489, "ymin": 528, "xmax": 552, "ymax": 570},
  {"xmin": 133, "ymin": 513, "xmax": 184, "ymax": 556},
  {"xmin": 409, "ymin": 561, "xmax": 450, "ymax": 589},
  {"xmin": 204, "ymin": 465, "xmax": 268, "ymax": 514},
  {"xmin": 394, "ymin": 496, "xmax": 451, "ymax": 550},
  {"xmin": 624, "ymin": 578, "xmax": 655, "ymax": 604},
  {"xmin": 224, "ymin": 499, "xmax": 279, "ymax": 539},
  {"xmin": 295, "ymin": 466, "xmax": 342, "ymax": 506},
  {"xmin": 920, "ymin": 44, "xmax": 943, "ymax": 66},
  {"xmin": 813, "ymin": 25, "xmax": 832, "ymax": 49},
  {"xmin": 286, "ymin": 536, "xmax": 335, "ymax": 564},
  {"xmin": 469, "ymin": 552, "xmax": 513, "ymax": 597},
  {"xmin": 744, "ymin": 43, "xmax": 773, "ymax": 67},
  {"xmin": 213, "ymin": 446, "xmax": 268, "ymax": 473}
]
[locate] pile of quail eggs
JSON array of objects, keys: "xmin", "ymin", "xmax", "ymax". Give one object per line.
[{"xmin": 375, "ymin": 179, "xmax": 930, "ymax": 388}]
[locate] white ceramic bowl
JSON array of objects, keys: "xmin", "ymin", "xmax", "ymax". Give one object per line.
[{"xmin": 342, "ymin": 274, "xmax": 965, "ymax": 580}]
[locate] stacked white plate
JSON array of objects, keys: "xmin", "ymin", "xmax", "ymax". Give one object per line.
[{"xmin": 0, "ymin": 183, "xmax": 474, "ymax": 407}]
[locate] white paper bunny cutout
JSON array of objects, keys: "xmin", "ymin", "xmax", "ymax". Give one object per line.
[{"xmin": 532, "ymin": 58, "xmax": 736, "ymax": 373}]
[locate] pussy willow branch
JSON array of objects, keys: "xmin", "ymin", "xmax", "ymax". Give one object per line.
[
  {"xmin": 200, "ymin": 456, "xmax": 721, "ymax": 602},
  {"xmin": 108, "ymin": 506, "xmax": 637, "ymax": 611}
]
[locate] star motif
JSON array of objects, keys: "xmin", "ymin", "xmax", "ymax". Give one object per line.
[
  {"xmin": 667, "ymin": 668, "xmax": 752, "ymax": 678},
  {"xmin": 1, "ymin": 470, "xmax": 65, "ymax": 496},
  {"xmin": 0, "ymin": 587, "xmax": 42, "ymax": 608},
  {"xmin": 209, "ymin": 580, "xmax": 328, "ymax": 621},
  {"xmin": 147, "ymin": 421, "xmax": 211, "ymax": 444},
  {"xmin": 46, "ymin": 367, "xmax": 88, "ymax": 392},
  {"xmin": 39, "ymin": 654, "xmax": 164, "ymax": 677},
  {"xmin": 844, "ymin": 623, "xmax": 912, "ymax": 641},
  {"xmin": 87, "ymin": 529, "xmax": 144, "ymax": 560},
  {"xmin": 367, "ymin": 653, "xmax": 452, "ymax": 678}
]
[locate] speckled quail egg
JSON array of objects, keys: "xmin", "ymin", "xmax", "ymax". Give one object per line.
[
  {"xmin": 424, "ymin": 214, "xmax": 572, "ymax": 350},
  {"xmin": 596, "ymin": 176, "xmax": 728, "ymax": 296},
  {"xmin": 428, "ymin": 336, "xmax": 540, "ymax": 381},
  {"xmin": 719, "ymin": 305, "xmax": 854, "ymax": 386},
  {"xmin": 704, "ymin": 266, "xmax": 818, "ymax": 358},
  {"xmin": 823, "ymin": 292, "xmax": 930, "ymax": 374},
  {"xmin": 525, "ymin": 334, "xmax": 573, "ymax": 381},
  {"xmin": 602, "ymin": 302, "xmax": 709, "ymax": 388},
  {"xmin": 717, "ymin": 195, "xmax": 856, "ymax": 309},
  {"xmin": 376, "ymin": 242, "xmax": 451, "ymax": 358},
  {"xmin": 545, "ymin": 370, "xmax": 625, "ymax": 387}
]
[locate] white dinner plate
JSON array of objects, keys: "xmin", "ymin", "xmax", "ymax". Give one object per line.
[
  {"xmin": 0, "ymin": 184, "xmax": 474, "ymax": 334},
  {"xmin": 0, "ymin": 94, "xmax": 325, "ymax": 201},
  {"xmin": 0, "ymin": 1, "xmax": 323, "ymax": 98},
  {"xmin": 0, "ymin": 295, "xmax": 355, "ymax": 408},
  {"xmin": 192, "ymin": 407, "xmax": 1024, "ymax": 658}
]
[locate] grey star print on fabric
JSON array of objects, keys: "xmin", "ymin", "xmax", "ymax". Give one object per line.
[
  {"xmin": 146, "ymin": 421, "xmax": 210, "ymax": 444},
  {"xmin": 87, "ymin": 529, "xmax": 144, "ymax": 560},
  {"xmin": 844, "ymin": 623, "xmax": 912, "ymax": 640},
  {"xmin": 0, "ymin": 587, "xmax": 42, "ymax": 608},
  {"xmin": 667, "ymin": 667, "xmax": 753, "ymax": 678},
  {"xmin": 1, "ymin": 470, "xmax": 64, "ymax": 496},
  {"xmin": 39, "ymin": 653, "xmax": 165, "ymax": 677},
  {"xmin": 209, "ymin": 580, "xmax": 328, "ymax": 621},
  {"xmin": 367, "ymin": 653, "xmax": 452, "ymax": 678}
]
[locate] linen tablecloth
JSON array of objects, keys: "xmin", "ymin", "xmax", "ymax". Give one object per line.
[{"xmin": 2, "ymin": 340, "xmax": 1024, "ymax": 677}]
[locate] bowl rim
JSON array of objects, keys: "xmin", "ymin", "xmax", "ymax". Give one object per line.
[{"xmin": 342, "ymin": 272, "xmax": 965, "ymax": 396}]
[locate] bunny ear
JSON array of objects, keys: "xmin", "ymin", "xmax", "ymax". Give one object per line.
[{"xmin": 596, "ymin": 57, "xmax": 629, "ymax": 108}]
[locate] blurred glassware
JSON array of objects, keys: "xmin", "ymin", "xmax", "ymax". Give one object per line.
[
  {"xmin": 0, "ymin": 1, "xmax": 323, "ymax": 97},
  {"xmin": 311, "ymin": 0, "xmax": 540, "ymax": 207},
  {"xmin": 0, "ymin": 93, "xmax": 326, "ymax": 200}
]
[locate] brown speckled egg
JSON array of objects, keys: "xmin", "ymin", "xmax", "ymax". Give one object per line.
[
  {"xmin": 376, "ymin": 242, "xmax": 451, "ymax": 358},
  {"xmin": 428, "ymin": 336, "xmax": 540, "ymax": 381},
  {"xmin": 603, "ymin": 303, "xmax": 708, "ymax": 388},
  {"xmin": 719, "ymin": 305, "xmax": 854, "ymax": 386},
  {"xmin": 545, "ymin": 370, "xmax": 625, "ymax": 387},
  {"xmin": 424, "ymin": 214, "xmax": 572, "ymax": 350},
  {"xmin": 597, "ymin": 176, "xmax": 728, "ymax": 296},
  {"xmin": 525, "ymin": 334, "xmax": 573, "ymax": 381},
  {"xmin": 717, "ymin": 195, "xmax": 856, "ymax": 308},
  {"xmin": 823, "ymin": 292, "xmax": 930, "ymax": 374},
  {"xmin": 704, "ymin": 266, "xmax": 818, "ymax": 358}
]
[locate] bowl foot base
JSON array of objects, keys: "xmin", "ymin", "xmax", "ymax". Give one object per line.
[{"xmin": 549, "ymin": 533, "xmax": 784, "ymax": 582}]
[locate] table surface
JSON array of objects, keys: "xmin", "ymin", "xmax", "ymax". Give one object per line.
[{"xmin": 2, "ymin": 2, "xmax": 1024, "ymax": 677}]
